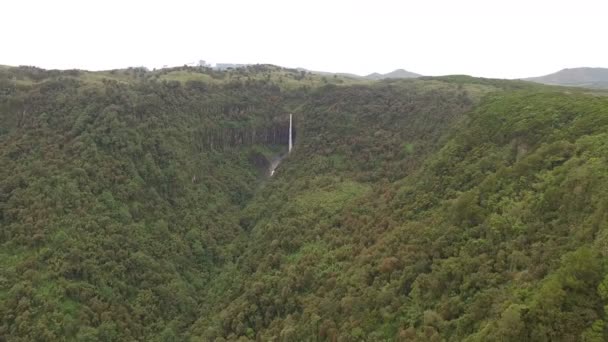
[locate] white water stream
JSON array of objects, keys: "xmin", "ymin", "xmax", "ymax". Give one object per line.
[
  {"xmin": 269, "ymin": 114, "xmax": 293, "ymax": 177},
  {"xmin": 269, "ymin": 154, "xmax": 286, "ymax": 177}
]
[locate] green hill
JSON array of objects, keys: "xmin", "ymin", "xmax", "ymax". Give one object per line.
[{"xmin": 1, "ymin": 65, "xmax": 608, "ymax": 341}]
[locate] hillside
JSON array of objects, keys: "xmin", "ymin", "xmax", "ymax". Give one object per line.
[
  {"xmin": 525, "ymin": 67, "xmax": 608, "ymax": 89},
  {"xmin": 1, "ymin": 65, "xmax": 608, "ymax": 341}
]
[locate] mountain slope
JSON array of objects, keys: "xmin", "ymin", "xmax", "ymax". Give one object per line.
[
  {"xmin": 0, "ymin": 65, "xmax": 303, "ymax": 340},
  {"xmin": 525, "ymin": 67, "xmax": 608, "ymax": 88},
  {"xmin": 190, "ymin": 79, "xmax": 608, "ymax": 340},
  {"xmin": 1, "ymin": 65, "xmax": 608, "ymax": 341}
]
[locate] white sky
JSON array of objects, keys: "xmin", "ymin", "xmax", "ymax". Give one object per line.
[{"xmin": 2, "ymin": 0, "xmax": 607, "ymax": 78}]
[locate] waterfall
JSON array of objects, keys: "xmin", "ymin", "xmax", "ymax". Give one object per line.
[
  {"xmin": 270, "ymin": 114, "xmax": 293, "ymax": 177},
  {"xmin": 289, "ymin": 113, "xmax": 293, "ymax": 153}
]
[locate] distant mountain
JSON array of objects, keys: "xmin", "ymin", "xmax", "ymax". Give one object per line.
[
  {"xmin": 298, "ymin": 68, "xmax": 422, "ymax": 80},
  {"xmin": 297, "ymin": 68, "xmax": 363, "ymax": 79},
  {"xmin": 364, "ymin": 68, "xmax": 422, "ymax": 80},
  {"xmin": 525, "ymin": 67, "xmax": 608, "ymax": 88}
]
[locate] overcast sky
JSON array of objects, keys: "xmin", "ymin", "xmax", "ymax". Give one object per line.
[{"xmin": 2, "ymin": 0, "xmax": 607, "ymax": 78}]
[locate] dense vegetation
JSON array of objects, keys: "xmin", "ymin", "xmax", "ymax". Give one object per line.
[{"xmin": 1, "ymin": 65, "xmax": 608, "ymax": 341}]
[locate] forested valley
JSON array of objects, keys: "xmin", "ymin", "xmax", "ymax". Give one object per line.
[{"xmin": 2, "ymin": 65, "xmax": 608, "ymax": 341}]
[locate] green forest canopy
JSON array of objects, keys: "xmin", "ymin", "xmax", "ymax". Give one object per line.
[{"xmin": 1, "ymin": 65, "xmax": 608, "ymax": 341}]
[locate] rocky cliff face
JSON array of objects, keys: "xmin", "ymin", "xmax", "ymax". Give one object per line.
[{"xmin": 193, "ymin": 121, "xmax": 297, "ymax": 151}]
